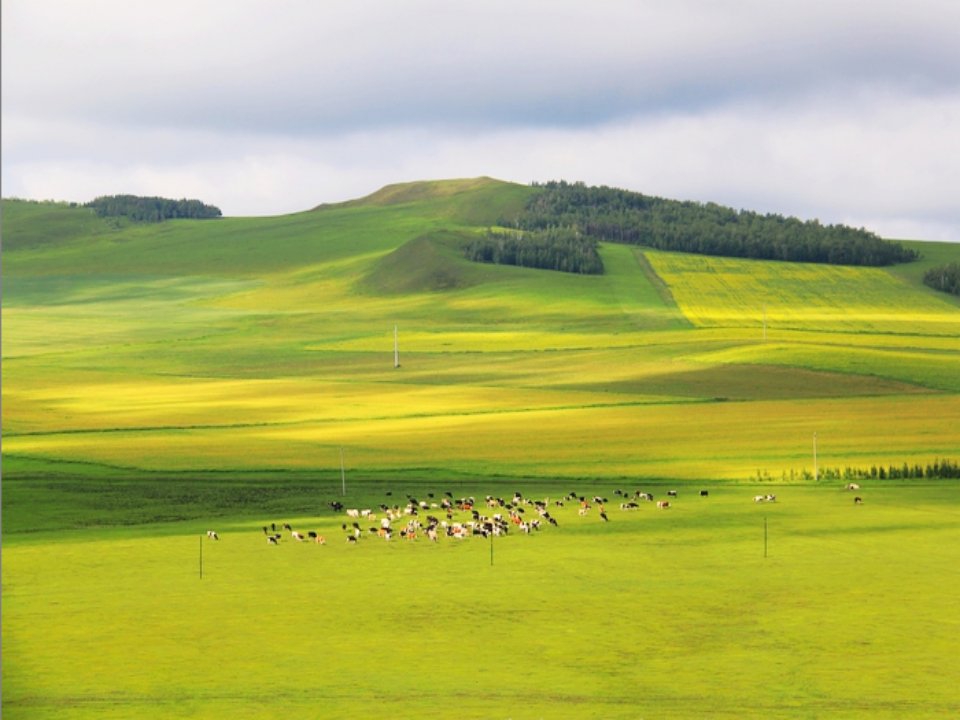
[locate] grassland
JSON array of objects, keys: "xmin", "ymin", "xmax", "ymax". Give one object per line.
[
  {"xmin": 4, "ymin": 482, "xmax": 959, "ymax": 718},
  {"xmin": 3, "ymin": 178, "xmax": 960, "ymax": 717}
]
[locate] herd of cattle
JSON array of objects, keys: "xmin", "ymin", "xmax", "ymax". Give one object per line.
[{"xmin": 204, "ymin": 483, "xmax": 866, "ymax": 546}]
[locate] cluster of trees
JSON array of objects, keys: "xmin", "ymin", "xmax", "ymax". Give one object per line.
[
  {"xmin": 85, "ymin": 195, "xmax": 222, "ymax": 222},
  {"xmin": 502, "ymin": 181, "xmax": 918, "ymax": 267},
  {"xmin": 464, "ymin": 228, "xmax": 604, "ymax": 274},
  {"xmin": 761, "ymin": 458, "xmax": 960, "ymax": 482},
  {"xmin": 923, "ymin": 263, "xmax": 960, "ymax": 296}
]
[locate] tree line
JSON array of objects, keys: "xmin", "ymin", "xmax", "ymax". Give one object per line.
[
  {"xmin": 85, "ymin": 195, "xmax": 222, "ymax": 222},
  {"xmin": 499, "ymin": 181, "xmax": 918, "ymax": 267},
  {"xmin": 464, "ymin": 227, "xmax": 604, "ymax": 274},
  {"xmin": 923, "ymin": 263, "xmax": 960, "ymax": 296},
  {"xmin": 759, "ymin": 458, "xmax": 960, "ymax": 482}
]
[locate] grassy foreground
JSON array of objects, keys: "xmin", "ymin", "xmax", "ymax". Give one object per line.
[{"xmin": 4, "ymin": 481, "xmax": 958, "ymax": 719}]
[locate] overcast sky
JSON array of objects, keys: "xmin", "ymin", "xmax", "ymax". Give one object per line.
[{"xmin": 3, "ymin": 0, "xmax": 959, "ymax": 240}]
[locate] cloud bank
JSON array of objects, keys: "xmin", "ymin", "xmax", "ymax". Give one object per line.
[{"xmin": 3, "ymin": 0, "xmax": 958, "ymax": 240}]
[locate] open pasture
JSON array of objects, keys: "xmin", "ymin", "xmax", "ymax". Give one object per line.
[{"xmin": 4, "ymin": 481, "xmax": 959, "ymax": 718}]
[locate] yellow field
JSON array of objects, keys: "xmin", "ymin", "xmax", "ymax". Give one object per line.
[{"xmin": 648, "ymin": 251, "xmax": 960, "ymax": 336}]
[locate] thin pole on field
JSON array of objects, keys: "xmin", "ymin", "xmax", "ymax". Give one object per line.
[
  {"xmin": 200, "ymin": 534, "xmax": 203, "ymax": 579},
  {"xmin": 394, "ymin": 324, "xmax": 400, "ymax": 369},
  {"xmin": 813, "ymin": 432, "xmax": 818, "ymax": 482},
  {"xmin": 340, "ymin": 446, "xmax": 346, "ymax": 496}
]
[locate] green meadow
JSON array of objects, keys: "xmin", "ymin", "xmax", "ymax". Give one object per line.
[{"xmin": 3, "ymin": 178, "xmax": 960, "ymax": 717}]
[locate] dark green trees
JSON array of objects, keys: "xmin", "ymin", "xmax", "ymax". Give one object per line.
[
  {"xmin": 85, "ymin": 195, "xmax": 222, "ymax": 222},
  {"xmin": 923, "ymin": 263, "xmax": 960, "ymax": 296},
  {"xmin": 503, "ymin": 181, "xmax": 918, "ymax": 267},
  {"xmin": 464, "ymin": 228, "xmax": 604, "ymax": 274}
]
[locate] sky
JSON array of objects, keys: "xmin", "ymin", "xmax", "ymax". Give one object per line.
[{"xmin": 3, "ymin": 0, "xmax": 959, "ymax": 241}]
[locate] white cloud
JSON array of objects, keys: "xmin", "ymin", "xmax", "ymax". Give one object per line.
[{"xmin": 3, "ymin": 0, "xmax": 959, "ymax": 240}]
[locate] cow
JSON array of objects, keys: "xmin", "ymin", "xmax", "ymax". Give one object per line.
[
  {"xmin": 700, "ymin": 490, "xmax": 709, "ymax": 497},
  {"xmin": 657, "ymin": 500, "xmax": 670, "ymax": 509},
  {"xmin": 854, "ymin": 496, "xmax": 864, "ymax": 505},
  {"xmin": 315, "ymin": 535, "xmax": 326, "ymax": 544},
  {"xmin": 620, "ymin": 502, "xmax": 639, "ymax": 510},
  {"xmin": 846, "ymin": 483, "xmax": 861, "ymax": 491},
  {"xmin": 206, "ymin": 530, "xmax": 219, "ymax": 540},
  {"xmin": 346, "ymin": 509, "xmax": 360, "ymax": 518},
  {"xmin": 267, "ymin": 535, "xmax": 279, "ymax": 545},
  {"xmin": 292, "ymin": 531, "xmax": 305, "ymax": 542},
  {"xmin": 667, "ymin": 490, "xmax": 678, "ymax": 497}
]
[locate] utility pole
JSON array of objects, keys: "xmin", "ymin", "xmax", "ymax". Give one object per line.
[
  {"xmin": 394, "ymin": 325, "xmax": 400, "ymax": 369},
  {"xmin": 813, "ymin": 432, "xmax": 818, "ymax": 482}
]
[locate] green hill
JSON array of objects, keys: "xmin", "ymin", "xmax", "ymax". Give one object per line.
[{"xmin": 2, "ymin": 180, "xmax": 959, "ymax": 490}]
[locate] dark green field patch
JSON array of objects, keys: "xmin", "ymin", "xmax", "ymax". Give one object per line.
[{"xmin": 562, "ymin": 362, "xmax": 933, "ymax": 400}]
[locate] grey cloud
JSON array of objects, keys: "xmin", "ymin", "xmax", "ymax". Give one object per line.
[
  {"xmin": 3, "ymin": 0, "xmax": 959, "ymax": 240},
  {"xmin": 5, "ymin": 0, "xmax": 959, "ymax": 135}
]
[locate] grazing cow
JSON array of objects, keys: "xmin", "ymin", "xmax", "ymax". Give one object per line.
[
  {"xmin": 667, "ymin": 490, "xmax": 678, "ymax": 497},
  {"xmin": 267, "ymin": 535, "xmax": 279, "ymax": 545},
  {"xmin": 292, "ymin": 531, "xmax": 305, "ymax": 542},
  {"xmin": 700, "ymin": 490, "xmax": 709, "ymax": 497},
  {"xmin": 753, "ymin": 495, "xmax": 766, "ymax": 503},
  {"xmin": 346, "ymin": 509, "xmax": 360, "ymax": 518},
  {"xmin": 347, "ymin": 536, "xmax": 358, "ymax": 544},
  {"xmin": 656, "ymin": 500, "xmax": 670, "ymax": 509},
  {"xmin": 599, "ymin": 511, "xmax": 609, "ymax": 522},
  {"xmin": 854, "ymin": 496, "xmax": 864, "ymax": 505},
  {"xmin": 283, "ymin": 523, "xmax": 292, "ymax": 531},
  {"xmin": 846, "ymin": 483, "xmax": 861, "ymax": 491},
  {"xmin": 426, "ymin": 526, "xmax": 438, "ymax": 542},
  {"xmin": 315, "ymin": 535, "xmax": 326, "ymax": 544},
  {"xmin": 329, "ymin": 501, "xmax": 344, "ymax": 512},
  {"xmin": 206, "ymin": 530, "xmax": 219, "ymax": 540},
  {"xmin": 620, "ymin": 502, "xmax": 639, "ymax": 510}
]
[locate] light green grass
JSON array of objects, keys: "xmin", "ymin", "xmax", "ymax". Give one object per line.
[{"xmin": 4, "ymin": 482, "xmax": 959, "ymax": 718}]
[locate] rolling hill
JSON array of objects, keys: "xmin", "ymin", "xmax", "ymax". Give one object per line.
[{"xmin": 3, "ymin": 177, "xmax": 960, "ymax": 495}]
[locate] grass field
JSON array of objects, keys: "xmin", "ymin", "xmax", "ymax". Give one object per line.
[
  {"xmin": 3, "ymin": 178, "xmax": 960, "ymax": 717},
  {"xmin": 4, "ymin": 481, "xmax": 959, "ymax": 719}
]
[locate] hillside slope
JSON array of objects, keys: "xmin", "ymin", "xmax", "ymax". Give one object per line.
[{"xmin": 2, "ymin": 181, "xmax": 959, "ymax": 485}]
